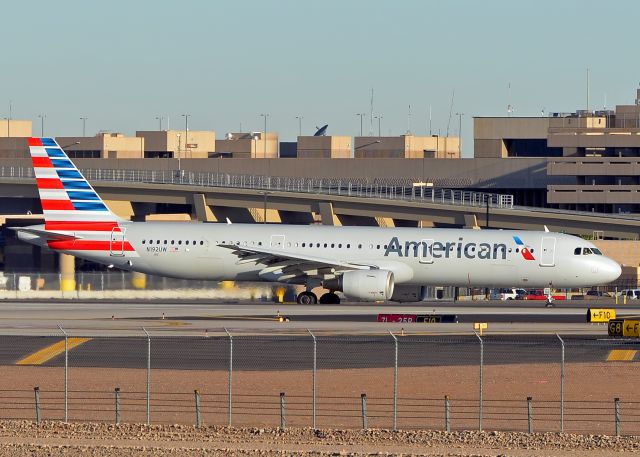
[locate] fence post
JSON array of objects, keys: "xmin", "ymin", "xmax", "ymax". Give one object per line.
[
  {"xmin": 556, "ymin": 334, "xmax": 565, "ymax": 432},
  {"xmin": 142, "ymin": 327, "xmax": 151, "ymax": 425},
  {"xmin": 308, "ymin": 329, "xmax": 317, "ymax": 429},
  {"xmin": 58, "ymin": 325, "xmax": 69, "ymax": 422},
  {"xmin": 280, "ymin": 392, "xmax": 286, "ymax": 430},
  {"xmin": 114, "ymin": 387, "xmax": 121, "ymax": 424},
  {"xmin": 361, "ymin": 393, "xmax": 368, "ymax": 430},
  {"xmin": 194, "ymin": 390, "xmax": 201, "ymax": 427},
  {"xmin": 527, "ymin": 397, "xmax": 533, "ymax": 433},
  {"xmin": 389, "ymin": 330, "xmax": 398, "ymax": 431},
  {"xmin": 34, "ymin": 387, "xmax": 41, "ymax": 425},
  {"xmin": 474, "ymin": 331, "xmax": 483, "ymax": 431},
  {"xmin": 615, "ymin": 397, "xmax": 621, "ymax": 436},
  {"xmin": 445, "ymin": 395, "xmax": 451, "ymax": 432},
  {"xmin": 225, "ymin": 328, "xmax": 233, "ymax": 427}
]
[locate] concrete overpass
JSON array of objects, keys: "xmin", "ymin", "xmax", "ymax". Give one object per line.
[{"xmin": 1, "ymin": 167, "xmax": 639, "ymax": 239}]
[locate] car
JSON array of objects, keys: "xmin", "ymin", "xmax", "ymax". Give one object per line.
[
  {"xmin": 524, "ymin": 290, "xmax": 566, "ymax": 301},
  {"xmin": 619, "ymin": 289, "xmax": 640, "ymax": 299},
  {"xmin": 585, "ymin": 290, "xmax": 609, "ymax": 299},
  {"xmin": 491, "ymin": 288, "xmax": 527, "ymax": 300}
]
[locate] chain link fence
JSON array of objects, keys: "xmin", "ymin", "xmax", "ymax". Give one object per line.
[{"xmin": 0, "ymin": 331, "xmax": 639, "ymax": 434}]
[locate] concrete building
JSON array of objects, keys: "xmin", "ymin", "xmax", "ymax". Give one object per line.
[
  {"xmin": 474, "ymin": 87, "xmax": 640, "ymax": 213},
  {"xmin": 296, "ymin": 136, "xmax": 352, "ymax": 158},
  {"xmin": 137, "ymin": 130, "xmax": 214, "ymax": 159},
  {"xmin": 215, "ymin": 132, "xmax": 279, "ymax": 158},
  {"xmin": 354, "ymin": 135, "xmax": 460, "ymax": 158},
  {"xmin": 56, "ymin": 133, "xmax": 145, "ymax": 159},
  {"xmin": 0, "ymin": 119, "xmax": 32, "ymax": 138}
]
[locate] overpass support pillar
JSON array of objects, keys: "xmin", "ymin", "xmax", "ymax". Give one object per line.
[
  {"xmin": 191, "ymin": 193, "xmax": 214, "ymax": 222},
  {"xmin": 131, "ymin": 272, "xmax": 147, "ymax": 289},
  {"xmin": 59, "ymin": 253, "xmax": 76, "ymax": 292},
  {"xmin": 318, "ymin": 202, "xmax": 335, "ymax": 226},
  {"xmin": 462, "ymin": 214, "xmax": 480, "ymax": 229}
]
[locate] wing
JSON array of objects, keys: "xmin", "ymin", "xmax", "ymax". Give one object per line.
[{"xmin": 218, "ymin": 243, "xmax": 374, "ymax": 283}]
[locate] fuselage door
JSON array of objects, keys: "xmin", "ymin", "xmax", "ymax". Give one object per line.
[
  {"xmin": 419, "ymin": 239, "xmax": 434, "ymax": 264},
  {"xmin": 270, "ymin": 234, "xmax": 285, "ymax": 249},
  {"xmin": 110, "ymin": 227, "xmax": 125, "ymax": 257},
  {"xmin": 539, "ymin": 237, "xmax": 556, "ymax": 267}
]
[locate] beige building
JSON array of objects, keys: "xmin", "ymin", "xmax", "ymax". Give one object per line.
[
  {"xmin": 56, "ymin": 133, "xmax": 145, "ymax": 159},
  {"xmin": 296, "ymin": 136, "xmax": 352, "ymax": 158},
  {"xmin": 137, "ymin": 130, "xmax": 215, "ymax": 159},
  {"xmin": 0, "ymin": 120, "xmax": 32, "ymax": 138},
  {"xmin": 215, "ymin": 132, "xmax": 279, "ymax": 158},
  {"xmin": 474, "ymin": 87, "xmax": 640, "ymax": 213},
  {"xmin": 354, "ymin": 135, "xmax": 460, "ymax": 158}
]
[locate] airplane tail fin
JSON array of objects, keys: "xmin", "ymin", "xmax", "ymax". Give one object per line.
[{"xmin": 28, "ymin": 137, "xmax": 125, "ymax": 230}]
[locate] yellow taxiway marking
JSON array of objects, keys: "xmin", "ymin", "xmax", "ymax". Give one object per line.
[
  {"xmin": 17, "ymin": 338, "xmax": 92, "ymax": 366},
  {"xmin": 607, "ymin": 349, "xmax": 637, "ymax": 362}
]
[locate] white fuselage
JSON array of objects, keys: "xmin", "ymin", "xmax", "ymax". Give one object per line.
[{"xmin": 22, "ymin": 222, "xmax": 621, "ymax": 289}]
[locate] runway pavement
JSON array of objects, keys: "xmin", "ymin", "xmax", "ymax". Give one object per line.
[
  {"xmin": 0, "ymin": 299, "xmax": 638, "ymax": 370},
  {"xmin": 1, "ymin": 333, "xmax": 640, "ymax": 370},
  {"xmin": 0, "ymin": 299, "xmax": 637, "ymax": 336}
]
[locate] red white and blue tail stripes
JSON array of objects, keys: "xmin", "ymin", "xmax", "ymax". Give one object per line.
[{"xmin": 28, "ymin": 138, "xmax": 136, "ymax": 255}]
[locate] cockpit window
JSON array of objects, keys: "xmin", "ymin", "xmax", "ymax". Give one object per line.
[
  {"xmin": 574, "ymin": 247, "xmax": 582, "ymax": 255},
  {"xmin": 592, "ymin": 248, "xmax": 603, "ymax": 255},
  {"xmin": 583, "ymin": 247, "xmax": 593, "ymax": 255}
]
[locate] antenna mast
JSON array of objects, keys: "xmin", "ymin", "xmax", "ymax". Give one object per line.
[{"xmin": 446, "ymin": 90, "xmax": 455, "ymax": 137}]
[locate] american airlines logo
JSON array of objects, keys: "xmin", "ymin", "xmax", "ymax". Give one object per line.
[{"xmin": 383, "ymin": 236, "xmax": 534, "ymax": 261}]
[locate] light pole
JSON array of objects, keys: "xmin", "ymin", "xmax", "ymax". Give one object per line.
[
  {"xmin": 260, "ymin": 113, "xmax": 269, "ymax": 158},
  {"xmin": 356, "ymin": 113, "xmax": 365, "ymax": 136},
  {"xmin": 296, "ymin": 115, "xmax": 303, "ymax": 136},
  {"xmin": 455, "ymin": 113, "xmax": 464, "ymax": 156},
  {"xmin": 80, "ymin": 117, "xmax": 88, "ymax": 137},
  {"xmin": 155, "ymin": 116, "xmax": 164, "ymax": 131},
  {"xmin": 374, "ymin": 115, "xmax": 383, "ymax": 137},
  {"xmin": 176, "ymin": 133, "xmax": 182, "ymax": 172},
  {"xmin": 181, "ymin": 114, "xmax": 190, "ymax": 158},
  {"xmin": 38, "ymin": 114, "xmax": 46, "ymax": 137}
]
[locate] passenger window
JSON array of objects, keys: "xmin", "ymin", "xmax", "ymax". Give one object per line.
[
  {"xmin": 178, "ymin": 240, "xmax": 182, "ymax": 245},
  {"xmin": 331, "ymin": 243, "xmax": 334, "ymax": 248},
  {"xmin": 324, "ymin": 243, "xmax": 327, "ymax": 248},
  {"xmin": 346, "ymin": 244, "xmax": 350, "ymax": 248},
  {"xmin": 359, "ymin": 244, "xmax": 362, "ymax": 249},
  {"xmin": 185, "ymin": 241, "xmax": 190, "ymax": 245},
  {"xmin": 316, "ymin": 243, "xmax": 320, "ymax": 247},
  {"xmin": 163, "ymin": 240, "xmax": 167, "ymax": 244},
  {"xmin": 200, "ymin": 241, "xmax": 204, "ymax": 245},
  {"xmin": 142, "ymin": 240, "xmax": 146, "ymax": 245},
  {"xmin": 171, "ymin": 240, "xmax": 175, "ymax": 245},
  {"xmin": 376, "ymin": 245, "xmax": 380, "ymax": 249},
  {"xmin": 156, "ymin": 240, "xmax": 160, "ymax": 244},
  {"xmin": 574, "ymin": 248, "xmax": 581, "ymax": 255},
  {"xmin": 302, "ymin": 243, "xmax": 306, "ymax": 247}
]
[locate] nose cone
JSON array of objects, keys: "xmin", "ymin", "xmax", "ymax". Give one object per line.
[{"xmin": 601, "ymin": 258, "xmax": 622, "ymax": 284}]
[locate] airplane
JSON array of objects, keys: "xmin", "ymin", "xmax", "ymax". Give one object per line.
[{"xmin": 13, "ymin": 137, "xmax": 621, "ymax": 305}]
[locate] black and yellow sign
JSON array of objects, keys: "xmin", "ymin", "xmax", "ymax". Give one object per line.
[
  {"xmin": 587, "ymin": 308, "xmax": 616, "ymax": 323},
  {"xmin": 608, "ymin": 319, "xmax": 624, "ymax": 337},
  {"xmin": 623, "ymin": 320, "xmax": 640, "ymax": 337}
]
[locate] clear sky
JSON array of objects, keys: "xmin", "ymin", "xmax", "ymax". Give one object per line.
[{"xmin": 3, "ymin": 0, "xmax": 640, "ymax": 156}]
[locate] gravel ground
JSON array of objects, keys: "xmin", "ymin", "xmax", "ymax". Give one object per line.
[{"xmin": 0, "ymin": 420, "xmax": 638, "ymax": 456}]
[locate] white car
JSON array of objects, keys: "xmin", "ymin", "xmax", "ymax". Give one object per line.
[
  {"xmin": 619, "ymin": 289, "xmax": 640, "ymax": 299},
  {"xmin": 492, "ymin": 288, "xmax": 527, "ymax": 300}
]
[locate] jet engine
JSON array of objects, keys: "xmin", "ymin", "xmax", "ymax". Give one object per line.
[
  {"xmin": 324, "ymin": 270, "xmax": 394, "ymax": 301},
  {"xmin": 390, "ymin": 285, "xmax": 428, "ymax": 303}
]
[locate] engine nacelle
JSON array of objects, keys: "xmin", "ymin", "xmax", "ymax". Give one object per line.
[
  {"xmin": 324, "ymin": 270, "xmax": 394, "ymax": 301},
  {"xmin": 390, "ymin": 285, "xmax": 428, "ymax": 303}
]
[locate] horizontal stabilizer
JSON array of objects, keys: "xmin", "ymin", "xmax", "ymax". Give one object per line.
[{"xmin": 8, "ymin": 227, "xmax": 81, "ymax": 241}]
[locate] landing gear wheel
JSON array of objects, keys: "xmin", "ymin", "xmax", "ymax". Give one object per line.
[
  {"xmin": 319, "ymin": 292, "xmax": 341, "ymax": 305},
  {"xmin": 297, "ymin": 291, "xmax": 318, "ymax": 305}
]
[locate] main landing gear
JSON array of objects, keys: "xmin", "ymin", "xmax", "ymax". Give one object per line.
[
  {"xmin": 296, "ymin": 291, "xmax": 317, "ymax": 305},
  {"xmin": 296, "ymin": 291, "xmax": 341, "ymax": 305}
]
